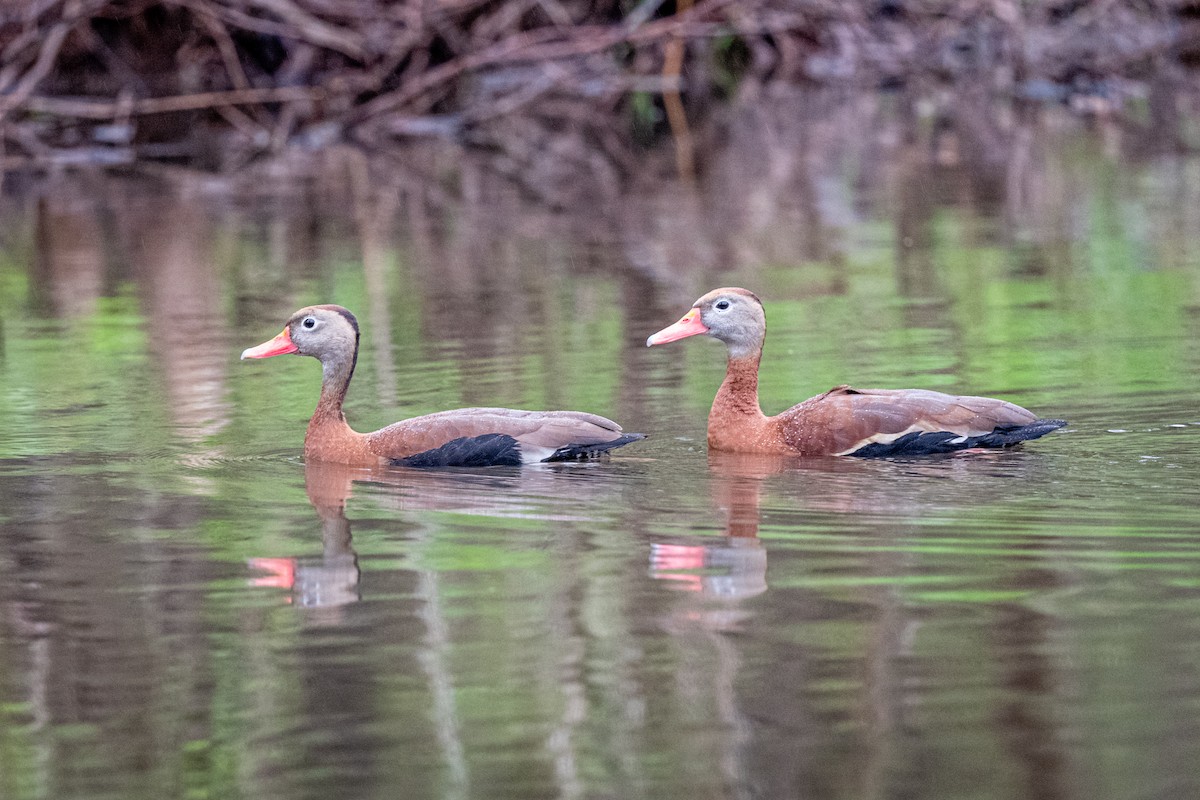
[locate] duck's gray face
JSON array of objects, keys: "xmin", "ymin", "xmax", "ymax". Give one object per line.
[
  {"xmin": 241, "ymin": 306, "xmax": 360, "ymax": 362},
  {"xmin": 646, "ymin": 288, "xmax": 766, "ymax": 359}
]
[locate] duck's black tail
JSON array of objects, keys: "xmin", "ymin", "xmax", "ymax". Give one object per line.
[
  {"xmin": 546, "ymin": 433, "xmax": 647, "ymax": 461},
  {"xmin": 973, "ymin": 419, "xmax": 1068, "ymax": 447},
  {"xmin": 851, "ymin": 419, "xmax": 1067, "ymax": 458}
]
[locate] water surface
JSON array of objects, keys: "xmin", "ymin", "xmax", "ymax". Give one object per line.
[{"xmin": 2, "ymin": 92, "xmax": 1200, "ymax": 799}]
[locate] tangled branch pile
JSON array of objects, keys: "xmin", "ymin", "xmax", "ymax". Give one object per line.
[{"xmin": 0, "ymin": 0, "xmax": 1196, "ymax": 172}]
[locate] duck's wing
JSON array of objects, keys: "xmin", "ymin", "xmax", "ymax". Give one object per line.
[
  {"xmin": 370, "ymin": 408, "xmax": 644, "ymax": 466},
  {"xmin": 777, "ymin": 386, "xmax": 1064, "ymax": 457}
]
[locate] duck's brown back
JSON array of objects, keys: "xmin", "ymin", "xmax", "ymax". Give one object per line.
[
  {"xmin": 769, "ymin": 385, "xmax": 1040, "ymax": 456},
  {"xmin": 368, "ymin": 407, "xmax": 634, "ymax": 463}
]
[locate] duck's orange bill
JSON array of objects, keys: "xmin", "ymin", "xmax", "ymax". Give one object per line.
[
  {"xmin": 241, "ymin": 327, "xmax": 298, "ymax": 359},
  {"xmin": 646, "ymin": 308, "xmax": 708, "ymax": 347}
]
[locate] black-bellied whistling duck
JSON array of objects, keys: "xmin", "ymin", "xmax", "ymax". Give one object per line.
[
  {"xmin": 242, "ymin": 305, "xmax": 644, "ymax": 467},
  {"xmin": 646, "ymin": 288, "xmax": 1066, "ymax": 457}
]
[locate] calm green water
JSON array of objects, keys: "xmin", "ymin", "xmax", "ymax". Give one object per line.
[{"xmin": 3, "ymin": 96, "xmax": 1200, "ymax": 799}]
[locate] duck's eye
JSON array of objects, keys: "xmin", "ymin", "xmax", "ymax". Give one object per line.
[
  {"xmin": 302, "ymin": 317, "xmax": 317, "ymax": 329},
  {"xmin": 715, "ymin": 300, "xmax": 731, "ymax": 311}
]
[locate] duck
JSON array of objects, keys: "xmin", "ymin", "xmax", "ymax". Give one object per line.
[
  {"xmin": 646, "ymin": 288, "xmax": 1066, "ymax": 457},
  {"xmin": 242, "ymin": 305, "xmax": 644, "ymax": 467}
]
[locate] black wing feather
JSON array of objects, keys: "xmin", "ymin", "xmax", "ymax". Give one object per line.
[{"xmin": 392, "ymin": 434, "xmax": 523, "ymax": 467}]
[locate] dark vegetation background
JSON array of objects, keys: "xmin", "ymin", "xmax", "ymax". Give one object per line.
[{"xmin": 2, "ymin": 1, "xmax": 1200, "ymax": 198}]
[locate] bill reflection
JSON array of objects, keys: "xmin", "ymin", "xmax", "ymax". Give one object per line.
[{"xmin": 248, "ymin": 461, "xmax": 362, "ymax": 611}]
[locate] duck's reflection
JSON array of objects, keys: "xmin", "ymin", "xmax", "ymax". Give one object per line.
[
  {"xmin": 650, "ymin": 452, "xmax": 791, "ymax": 600},
  {"xmin": 649, "ymin": 451, "xmax": 916, "ymax": 601},
  {"xmin": 248, "ymin": 461, "xmax": 362, "ymax": 609},
  {"xmin": 249, "ymin": 459, "xmax": 646, "ymax": 609}
]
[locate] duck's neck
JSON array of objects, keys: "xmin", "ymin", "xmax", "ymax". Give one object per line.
[
  {"xmin": 711, "ymin": 351, "xmax": 766, "ymax": 422},
  {"xmin": 305, "ymin": 351, "xmax": 370, "ymax": 462}
]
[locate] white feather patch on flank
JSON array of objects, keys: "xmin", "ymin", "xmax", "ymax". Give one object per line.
[
  {"xmin": 834, "ymin": 425, "xmax": 929, "ymax": 456},
  {"xmin": 520, "ymin": 445, "xmax": 558, "ymax": 463},
  {"xmin": 836, "ymin": 426, "xmax": 991, "ymax": 455}
]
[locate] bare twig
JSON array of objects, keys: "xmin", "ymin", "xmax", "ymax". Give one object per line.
[
  {"xmin": 662, "ymin": 0, "xmax": 696, "ymax": 184},
  {"xmin": 0, "ymin": 0, "xmax": 1190, "ymax": 170},
  {"xmin": 0, "ymin": 20, "xmax": 73, "ymax": 120},
  {"xmin": 194, "ymin": 1, "xmax": 252, "ymax": 91},
  {"xmin": 0, "ymin": 0, "xmax": 69, "ymax": 69},
  {"xmin": 22, "ymin": 85, "xmax": 324, "ymax": 119},
  {"xmin": 216, "ymin": 103, "xmax": 270, "ymax": 142},
  {"xmin": 167, "ymin": 0, "xmax": 365, "ymax": 59},
  {"xmin": 351, "ymin": 0, "xmax": 737, "ymax": 124},
  {"xmin": 243, "ymin": 0, "xmax": 367, "ymax": 60}
]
